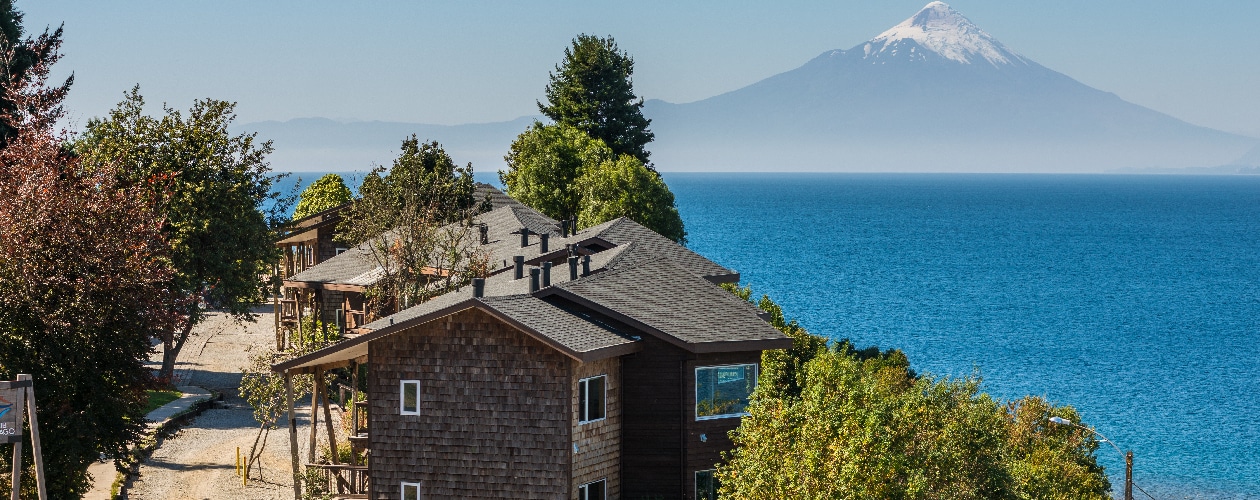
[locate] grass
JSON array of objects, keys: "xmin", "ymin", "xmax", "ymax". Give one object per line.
[{"xmin": 144, "ymin": 389, "xmax": 182, "ymax": 414}]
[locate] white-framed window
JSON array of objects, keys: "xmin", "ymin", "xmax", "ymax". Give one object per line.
[
  {"xmin": 578, "ymin": 375, "xmax": 606, "ymax": 423},
  {"xmin": 400, "ymin": 380, "xmax": 420, "ymax": 415},
  {"xmin": 577, "ymin": 478, "xmax": 606, "ymax": 500},
  {"xmin": 695, "ymin": 470, "xmax": 719, "ymax": 500},
  {"xmin": 335, "ymin": 247, "xmax": 349, "ymax": 255},
  {"xmin": 695, "ymin": 363, "xmax": 758, "ymax": 420},
  {"xmin": 401, "ymin": 481, "xmax": 421, "ymax": 500}
]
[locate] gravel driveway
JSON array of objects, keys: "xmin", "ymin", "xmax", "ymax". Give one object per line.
[{"xmin": 128, "ymin": 310, "xmax": 339, "ymax": 500}]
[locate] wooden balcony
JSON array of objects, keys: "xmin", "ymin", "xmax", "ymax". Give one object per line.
[
  {"xmin": 305, "ymin": 463, "xmax": 369, "ymax": 497},
  {"xmin": 280, "ymin": 299, "xmax": 298, "ymax": 324}
]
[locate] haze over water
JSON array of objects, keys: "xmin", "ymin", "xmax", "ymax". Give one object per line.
[{"xmin": 669, "ymin": 173, "xmax": 1260, "ymax": 499}]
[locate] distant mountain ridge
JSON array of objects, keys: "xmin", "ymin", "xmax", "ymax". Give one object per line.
[{"xmin": 244, "ymin": 2, "xmax": 1256, "ymax": 173}]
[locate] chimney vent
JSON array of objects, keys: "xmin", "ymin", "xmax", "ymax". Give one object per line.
[
  {"xmin": 541, "ymin": 261, "xmax": 552, "ymax": 287},
  {"xmin": 472, "ymin": 278, "xmax": 485, "ymax": 298},
  {"xmin": 561, "ymin": 220, "xmax": 570, "ymax": 238},
  {"xmin": 519, "ymin": 228, "xmax": 530, "ymax": 248},
  {"xmin": 513, "ymin": 256, "xmax": 525, "ymax": 280},
  {"xmin": 539, "ymin": 233, "xmax": 549, "ymax": 254},
  {"xmin": 478, "ymin": 224, "xmax": 488, "ymax": 245},
  {"xmin": 581, "ymin": 255, "xmax": 591, "ymax": 276},
  {"xmin": 568, "ymin": 256, "xmax": 578, "ymax": 280},
  {"xmin": 529, "ymin": 267, "xmax": 540, "ymax": 292}
]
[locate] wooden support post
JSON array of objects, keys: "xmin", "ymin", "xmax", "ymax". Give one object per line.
[
  {"xmin": 274, "ymin": 262, "xmax": 282, "ymax": 351},
  {"xmin": 308, "ymin": 369, "xmax": 320, "ymax": 462},
  {"xmin": 17, "ymin": 375, "xmax": 45, "ymax": 500},
  {"xmin": 322, "ymin": 379, "xmax": 339, "ymax": 465},
  {"xmin": 295, "ymin": 290, "xmax": 303, "ymax": 348},
  {"xmin": 285, "ymin": 373, "xmax": 301, "ymax": 500}
]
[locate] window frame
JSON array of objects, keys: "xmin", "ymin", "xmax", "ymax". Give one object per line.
[
  {"xmin": 399, "ymin": 379, "xmax": 421, "ymax": 416},
  {"xmin": 694, "ymin": 363, "xmax": 758, "ymax": 421},
  {"xmin": 695, "ymin": 469, "xmax": 718, "ymax": 500},
  {"xmin": 577, "ymin": 478, "xmax": 607, "ymax": 500},
  {"xmin": 401, "ymin": 481, "xmax": 421, "ymax": 500},
  {"xmin": 577, "ymin": 374, "xmax": 607, "ymax": 424}
]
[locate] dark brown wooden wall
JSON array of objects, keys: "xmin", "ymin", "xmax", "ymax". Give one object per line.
[
  {"xmin": 619, "ymin": 335, "xmax": 687, "ymax": 499},
  {"xmin": 367, "ymin": 308, "xmax": 572, "ymax": 499},
  {"xmin": 682, "ymin": 351, "xmax": 762, "ymax": 499}
]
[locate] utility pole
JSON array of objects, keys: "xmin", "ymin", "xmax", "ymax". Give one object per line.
[{"xmin": 1125, "ymin": 450, "xmax": 1133, "ymax": 500}]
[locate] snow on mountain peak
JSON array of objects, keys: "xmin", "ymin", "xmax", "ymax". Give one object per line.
[{"xmin": 865, "ymin": 2, "xmax": 1024, "ymax": 66}]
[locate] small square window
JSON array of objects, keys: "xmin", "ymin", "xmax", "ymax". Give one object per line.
[
  {"xmin": 401, "ymin": 481, "xmax": 421, "ymax": 500},
  {"xmin": 695, "ymin": 470, "xmax": 719, "ymax": 500},
  {"xmin": 578, "ymin": 375, "xmax": 606, "ymax": 423},
  {"xmin": 335, "ymin": 247, "xmax": 349, "ymax": 255},
  {"xmin": 400, "ymin": 380, "xmax": 420, "ymax": 415},
  {"xmin": 578, "ymin": 478, "xmax": 606, "ymax": 500},
  {"xmin": 696, "ymin": 364, "xmax": 758, "ymax": 420}
]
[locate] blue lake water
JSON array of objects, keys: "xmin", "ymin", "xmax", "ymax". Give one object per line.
[
  {"xmin": 281, "ymin": 170, "xmax": 1260, "ymax": 498},
  {"xmin": 666, "ymin": 173, "xmax": 1260, "ymax": 500}
]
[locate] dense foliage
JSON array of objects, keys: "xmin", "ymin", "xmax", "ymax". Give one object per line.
[
  {"xmin": 76, "ymin": 87, "xmax": 287, "ymax": 382},
  {"xmin": 576, "ymin": 154, "xmax": 685, "ymax": 243},
  {"xmin": 0, "ymin": 32, "xmax": 173, "ymax": 497},
  {"xmin": 538, "ymin": 34, "xmax": 654, "ymax": 168},
  {"xmin": 0, "ymin": 0, "xmax": 70, "ymax": 149},
  {"xmin": 501, "ymin": 122, "xmax": 687, "ymax": 243},
  {"xmin": 339, "ymin": 136, "xmax": 489, "ymax": 315},
  {"xmin": 293, "ymin": 173, "xmax": 353, "ymax": 220},
  {"xmin": 718, "ymin": 285, "xmax": 1111, "ymax": 500}
]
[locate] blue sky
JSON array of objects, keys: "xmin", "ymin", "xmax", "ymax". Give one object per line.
[{"xmin": 26, "ymin": 0, "xmax": 1260, "ymax": 138}]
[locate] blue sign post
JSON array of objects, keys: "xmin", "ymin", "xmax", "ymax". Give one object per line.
[{"xmin": 2, "ymin": 375, "xmax": 46, "ymax": 500}]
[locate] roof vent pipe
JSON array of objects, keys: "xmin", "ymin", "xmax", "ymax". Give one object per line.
[
  {"xmin": 581, "ymin": 255, "xmax": 591, "ymax": 276},
  {"xmin": 519, "ymin": 228, "xmax": 530, "ymax": 248},
  {"xmin": 529, "ymin": 267, "xmax": 540, "ymax": 292},
  {"xmin": 513, "ymin": 256, "xmax": 525, "ymax": 280},
  {"xmin": 568, "ymin": 256, "xmax": 579, "ymax": 280},
  {"xmin": 561, "ymin": 220, "xmax": 570, "ymax": 238},
  {"xmin": 472, "ymin": 278, "xmax": 485, "ymax": 298},
  {"xmin": 541, "ymin": 261, "xmax": 552, "ymax": 287},
  {"xmin": 539, "ymin": 233, "xmax": 549, "ymax": 254},
  {"xmin": 570, "ymin": 217, "xmax": 578, "ymax": 234},
  {"xmin": 478, "ymin": 224, "xmax": 488, "ymax": 245}
]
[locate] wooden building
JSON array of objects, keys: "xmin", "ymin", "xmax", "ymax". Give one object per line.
[{"xmin": 273, "ymin": 194, "xmax": 791, "ymax": 499}]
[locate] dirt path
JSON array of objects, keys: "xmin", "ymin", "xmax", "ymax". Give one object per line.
[{"xmin": 127, "ymin": 311, "xmax": 338, "ymax": 500}]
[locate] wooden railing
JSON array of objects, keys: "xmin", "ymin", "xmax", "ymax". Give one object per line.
[
  {"xmin": 280, "ymin": 299, "xmax": 298, "ymax": 324},
  {"xmin": 305, "ymin": 463, "xmax": 369, "ymax": 497}
]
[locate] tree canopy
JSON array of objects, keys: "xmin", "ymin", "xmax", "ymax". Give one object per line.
[
  {"xmin": 538, "ymin": 34, "xmax": 654, "ymax": 168},
  {"xmin": 339, "ymin": 136, "xmax": 489, "ymax": 315},
  {"xmin": 0, "ymin": 0, "xmax": 71, "ymax": 149},
  {"xmin": 293, "ymin": 173, "xmax": 353, "ymax": 220},
  {"xmin": 576, "ymin": 154, "xmax": 686, "ymax": 243},
  {"xmin": 716, "ymin": 285, "xmax": 1111, "ymax": 500},
  {"xmin": 501, "ymin": 122, "xmax": 612, "ymax": 222},
  {"xmin": 76, "ymin": 87, "xmax": 286, "ymax": 382},
  {"xmin": 0, "ymin": 28, "xmax": 171, "ymax": 498}
]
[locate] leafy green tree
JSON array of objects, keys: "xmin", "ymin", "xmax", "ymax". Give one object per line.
[
  {"xmin": 538, "ymin": 34, "xmax": 654, "ymax": 168},
  {"xmin": 0, "ymin": 0, "xmax": 71, "ymax": 149},
  {"xmin": 0, "ymin": 39, "xmax": 173, "ymax": 497},
  {"xmin": 501, "ymin": 122, "xmax": 612, "ymax": 221},
  {"xmin": 76, "ymin": 87, "xmax": 287, "ymax": 383},
  {"xmin": 717, "ymin": 287, "xmax": 1111, "ymax": 500},
  {"xmin": 339, "ymin": 136, "xmax": 489, "ymax": 316},
  {"xmin": 576, "ymin": 154, "xmax": 686, "ymax": 243},
  {"xmin": 293, "ymin": 173, "xmax": 354, "ymax": 220}
]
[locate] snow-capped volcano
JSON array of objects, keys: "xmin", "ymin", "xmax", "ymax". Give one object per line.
[{"xmin": 863, "ymin": 1, "xmax": 1027, "ymax": 66}]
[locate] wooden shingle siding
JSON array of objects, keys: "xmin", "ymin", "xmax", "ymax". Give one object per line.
[
  {"xmin": 368, "ymin": 308, "xmax": 572, "ymax": 499},
  {"xmin": 572, "ymin": 356, "xmax": 620, "ymax": 498},
  {"xmin": 619, "ymin": 335, "xmax": 688, "ymax": 498}
]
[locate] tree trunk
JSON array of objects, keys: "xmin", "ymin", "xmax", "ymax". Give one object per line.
[{"xmin": 158, "ymin": 319, "xmax": 196, "ymax": 384}]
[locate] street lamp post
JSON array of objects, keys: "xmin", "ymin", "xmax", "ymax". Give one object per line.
[{"xmin": 1048, "ymin": 416, "xmax": 1139, "ymax": 500}]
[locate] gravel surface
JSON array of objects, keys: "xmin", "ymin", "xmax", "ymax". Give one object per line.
[{"xmin": 128, "ymin": 311, "xmax": 341, "ymax": 500}]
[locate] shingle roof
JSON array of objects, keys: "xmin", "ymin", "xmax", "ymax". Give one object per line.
[
  {"xmin": 479, "ymin": 295, "xmax": 638, "ymax": 355},
  {"xmin": 286, "ymin": 245, "xmax": 378, "ymax": 286},
  {"xmin": 547, "ymin": 257, "xmax": 786, "ymax": 350}
]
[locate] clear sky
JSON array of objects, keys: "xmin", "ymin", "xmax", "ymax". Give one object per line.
[{"xmin": 24, "ymin": 0, "xmax": 1260, "ymax": 138}]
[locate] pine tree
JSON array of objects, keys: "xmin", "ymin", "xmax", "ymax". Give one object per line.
[{"xmin": 538, "ymin": 34, "xmax": 655, "ymax": 170}]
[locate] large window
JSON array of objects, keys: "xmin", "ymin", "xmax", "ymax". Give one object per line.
[
  {"xmin": 696, "ymin": 470, "xmax": 719, "ymax": 500},
  {"xmin": 578, "ymin": 375, "xmax": 606, "ymax": 423},
  {"xmin": 401, "ymin": 481, "xmax": 421, "ymax": 500},
  {"xmin": 695, "ymin": 364, "xmax": 757, "ymax": 420},
  {"xmin": 578, "ymin": 479, "xmax": 606, "ymax": 500},
  {"xmin": 400, "ymin": 380, "xmax": 420, "ymax": 415}
]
